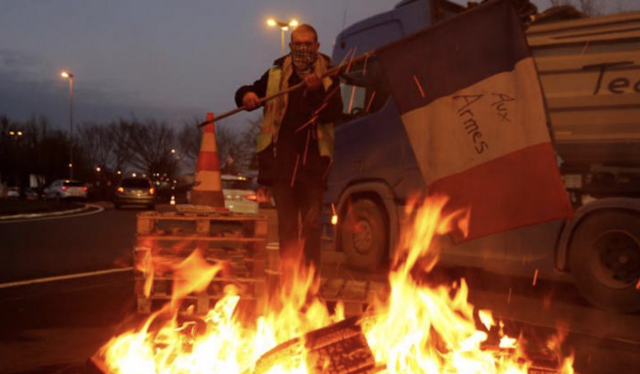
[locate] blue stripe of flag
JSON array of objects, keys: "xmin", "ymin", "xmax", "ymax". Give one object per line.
[{"xmin": 377, "ymin": 0, "xmax": 531, "ymax": 115}]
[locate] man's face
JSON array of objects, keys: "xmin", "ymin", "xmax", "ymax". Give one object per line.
[{"xmin": 290, "ymin": 30, "xmax": 319, "ymax": 53}]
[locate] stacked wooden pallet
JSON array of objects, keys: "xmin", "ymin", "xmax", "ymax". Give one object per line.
[{"xmin": 133, "ymin": 210, "xmax": 268, "ymax": 314}]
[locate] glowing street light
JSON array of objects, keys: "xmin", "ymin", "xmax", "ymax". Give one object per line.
[
  {"xmin": 7, "ymin": 129, "xmax": 23, "ymax": 139},
  {"xmin": 266, "ymin": 18, "xmax": 299, "ymax": 55},
  {"xmin": 61, "ymin": 70, "xmax": 75, "ymax": 179}
]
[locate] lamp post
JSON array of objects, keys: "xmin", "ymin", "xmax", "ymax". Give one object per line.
[
  {"xmin": 266, "ymin": 18, "xmax": 299, "ymax": 55},
  {"xmin": 61, "ymin": 71, "xmax": 74, "ymax": 179}
]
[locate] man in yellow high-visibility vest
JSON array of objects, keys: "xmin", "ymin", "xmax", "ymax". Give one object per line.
[{"xmin": 235, "ymin": 24, "xmax": 343, "ymax": 274}]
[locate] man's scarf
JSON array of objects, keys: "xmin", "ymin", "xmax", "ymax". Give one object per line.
[{"xmin": 291, "ymin": 44, "xmax": 318, "ymax": 78}]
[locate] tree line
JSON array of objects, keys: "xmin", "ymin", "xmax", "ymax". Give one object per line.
[{"xmin": 0, "ymin": 114, "xmax": 260, "ymax": 194}]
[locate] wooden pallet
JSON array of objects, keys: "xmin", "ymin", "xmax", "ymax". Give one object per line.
[
  {"xmin": 136, "ymin": 210, "xmax": 268, "ymax": 239},
  {"xmin": 134, "ymin": 211, "xmax": 268, "ymax": 314},
  {"xmin": 318, "ymin": 278, "xmax": 389, "ymax": 317}
]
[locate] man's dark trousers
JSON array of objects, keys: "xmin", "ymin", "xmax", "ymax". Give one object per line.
[{"xmin": 271, "ymin": 180, "xmax": 324, "ymax": 271}]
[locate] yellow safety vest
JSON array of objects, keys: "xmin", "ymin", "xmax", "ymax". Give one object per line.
[{"xmin": 256, "ymin": 66, "xmax": 335, "ymax": 160}]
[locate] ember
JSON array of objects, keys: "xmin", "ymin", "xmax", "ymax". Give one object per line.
[{"xmin": 94, "ymin": 196, "xmax": 574, "ymax": 374}]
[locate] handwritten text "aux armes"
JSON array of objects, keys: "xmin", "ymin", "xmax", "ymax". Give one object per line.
[{"xmin": 452, "ymin": 93, "xmax": 514, "ymax": 154}]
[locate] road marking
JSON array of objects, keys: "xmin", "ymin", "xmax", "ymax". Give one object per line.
[
  {"xmin": 0, "ymin": 267, "xmax": 134, "ymax": 289},
  {"xmin": 0, "ymin": 204, "xmax": 105, "ymax": 224}
]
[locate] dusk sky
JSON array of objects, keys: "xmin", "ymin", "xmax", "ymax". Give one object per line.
[{"xmin": 1, "ymin": 0, "xmax": 638, "ymax": 131}]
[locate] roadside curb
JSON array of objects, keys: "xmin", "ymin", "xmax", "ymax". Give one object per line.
[{"xmin": 0, "ymin": 203, "xmax": 101, "ymax": 221}]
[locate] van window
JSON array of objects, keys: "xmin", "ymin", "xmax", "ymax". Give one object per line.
[{"xmin": 338, "ymin": 57, "xmax": 390, "ymax": 122}]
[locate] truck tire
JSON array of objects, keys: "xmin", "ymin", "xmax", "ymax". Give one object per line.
[
  {"xmin": 569, "ymin": 210, "xmax": 640, "ymax": 313},
  {"xmin": 340, "ymin": 198, "xmax": 387, "ymax": 271}
]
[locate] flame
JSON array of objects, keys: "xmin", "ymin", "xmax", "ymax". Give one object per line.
[
  {"xmin": 361, "ymin": 197, "xmax": 534, "ymax": 374},
  {"xmin": 98, "ymin": 195, "xmax": 574, "ymax": 374}
]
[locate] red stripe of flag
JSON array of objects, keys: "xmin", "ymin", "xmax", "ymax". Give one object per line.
[{"xmin": 428, "ymin": 143, "xmax": 572, "ymax": 243}]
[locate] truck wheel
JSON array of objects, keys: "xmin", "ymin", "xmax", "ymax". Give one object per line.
[
  {"xmin": 569, "ymin": 210, "xmax": 640, "ymax": 313},
  {"xmin": 341, "ymin": 199, "xmax": 387, "ymax": 271}
]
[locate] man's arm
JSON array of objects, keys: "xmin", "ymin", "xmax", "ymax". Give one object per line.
[{"xmin": 234, "ymin": 69, "xmax": 270, "ymax": 110}]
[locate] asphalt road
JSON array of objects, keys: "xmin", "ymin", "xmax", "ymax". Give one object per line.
[
  {"xmin": 0, "ymin": 205, "xmax": 638, "ymax": 374},
  {"xmin": 0, "ymin": 204, "xmax": 137, "ymax": 283}
]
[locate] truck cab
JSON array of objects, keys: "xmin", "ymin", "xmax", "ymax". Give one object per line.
[
  {"xmin": 325, "ymin": 0, "xmax": 640, "ymax": 312},
  {"xmin": 327, "ymin": 0, "xmax": 461, "ymax": 268}
]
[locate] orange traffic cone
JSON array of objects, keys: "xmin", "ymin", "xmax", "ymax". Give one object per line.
[{"xmin": 190, "ymin": 113, "xmax": 227, "ymax": 210}]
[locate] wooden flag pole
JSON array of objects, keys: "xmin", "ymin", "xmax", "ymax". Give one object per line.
[{"xmin": 197, "ymin": 51, "xmax": 374, "ymax": 128}]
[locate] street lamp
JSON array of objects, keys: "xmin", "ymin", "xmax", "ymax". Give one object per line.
[
  {"xmin": 266, "ymin": 18, "xmax": 299, "ymax": 55},
  {"xmin": 61, "ymin": 71, "xmax": 74, "ymax": 179}
]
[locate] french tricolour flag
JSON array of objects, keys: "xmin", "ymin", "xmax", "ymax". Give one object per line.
[{"xmin": 377, "ymin": 0, "xmax": 572, "ymax": 242}]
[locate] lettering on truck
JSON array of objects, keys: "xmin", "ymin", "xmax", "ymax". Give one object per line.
[{"xmin": 587, "ymin": 61, "xmax": 640, "ymax": 95}]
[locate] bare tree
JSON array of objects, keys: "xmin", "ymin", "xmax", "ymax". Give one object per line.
[
  {"xmin": 178, "ymin": 119, "xmax": 254, "ymax": 175},
  {"xmin": 239, "ymin": 116, "xmax": 262, "ymax": 172},
  {"xmin": 215, "ymin": 122, "xmax": 243, "ymax": 173},
  {"xmin": 108, "ymin": 121, "xmax": 134, "ymax": 176},
  {"xmin": 120, "ymin": 119, "xmax": 179, "ymax": 177},
  {"xmin": 548, "ymin": 0, "xmax": 604, "ymax": 15},
  {"xmin": 0, "ymin": 115, "xmax": 72, "ymax": 187},
  {"xmin": 177, "ymin": 118, "xmax": 202, "ymax": 171},
  {"xmin": 76, "ymin": 122, "xmax": 114, "ymax": 172}
]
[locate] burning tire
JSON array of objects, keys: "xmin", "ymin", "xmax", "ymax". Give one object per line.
[
  {"xmin": 569, "ymin": 210, "xmax": 640, "ymax": 313},
  {"xmin": 341, "ymin": 198, "xmax": 387, "ymax": 271}
]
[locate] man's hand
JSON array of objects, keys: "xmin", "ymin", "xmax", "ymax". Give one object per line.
[
  {"xmin": 242, "ymin": 92, "xmax": 261, "ymax": 110},
  {"xmin": 304, "ymin": 73, "xmax": 323, "ymax": 92}
]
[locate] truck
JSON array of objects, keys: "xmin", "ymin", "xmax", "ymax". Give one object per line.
[{"xmin": 324, "ymin": 0, "xmax": 640, "ymax": 312}]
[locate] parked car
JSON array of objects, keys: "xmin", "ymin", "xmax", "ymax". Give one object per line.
[
  {"xmin": 24, "ymin": 187, "xmax": 42, "ymax": 200},
  {"xmin": 43, "ymin": 180, "xmax": 87, "ymax": 201},
  {"xmin": 114, "ymin": 177, "xmax": 155, "ymax": 210},
  {"xmin": 6, "ymin": 187, "xmax": 20, "ymax": 199},
  {"xmin": 221, "ymin": 175, "xmax": 259, "ymax": 214}
]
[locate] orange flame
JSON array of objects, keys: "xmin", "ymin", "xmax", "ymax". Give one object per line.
[{"xmin": 99, "ymin": 196, "xmax": 574, "ymax": 374}]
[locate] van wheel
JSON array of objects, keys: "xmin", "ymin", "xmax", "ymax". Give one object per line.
[
  {"xmin": 340, "ymin": 199, "xmax": 387, "ymax": 271},
  {"xmin": 569, "ymin": 210, "xmax": 640, "ymax": 313}
]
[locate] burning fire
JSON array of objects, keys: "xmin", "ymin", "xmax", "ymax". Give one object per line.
[{"xmin": 96, "ymin": 196, "xmax": 574, "ymax": 374}]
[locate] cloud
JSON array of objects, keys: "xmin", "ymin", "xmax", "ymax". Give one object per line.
[
  {"xmin": 0, "ymin": 49, "xmax": 213, "ymax": 128},
  {"xmin": 0, "ymin": 49, "xmax": 42, "ymax": 72}
]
